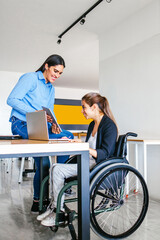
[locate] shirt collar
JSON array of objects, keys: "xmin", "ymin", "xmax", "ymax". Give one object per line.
[{"xmin": 37, "ymin": 71, "xmax": 52, "ymax": 87}]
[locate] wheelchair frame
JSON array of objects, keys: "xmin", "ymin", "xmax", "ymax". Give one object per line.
[{"xmin": 39, "ymin": 132, "xmax": 149, "ymax": 240}]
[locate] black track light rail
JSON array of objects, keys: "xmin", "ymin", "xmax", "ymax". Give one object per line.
[{"xmin": 57, "ymin": 0, "xmax": 112, "ymax": 42}]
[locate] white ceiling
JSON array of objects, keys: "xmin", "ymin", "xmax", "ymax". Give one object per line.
[{"xmin": 0, "ymin": 0, "xmax": 154, "ymax": 89}]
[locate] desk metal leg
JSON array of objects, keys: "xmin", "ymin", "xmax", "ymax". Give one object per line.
[
  {"xmin": 127, "ymin": 142, "xmax": 129, "ymax": 162},
  {"xmin": 40, "ymin": 157, "xmax": 43, "ymax": 185},
  {"xmin": 77, "ymin": 152, "xmax": 90, "ymax": 240},
  {"xmin": 126, "ymin": 143, "xmax": 129, "ymax": 195},
  {"xmin": 135, "ymin": 143, "xmax": 138, "ymax": 170},
  {"xmin": 135, "ymin": 143, "xmax": 139, "ymax": 191},
  {"xmin": 127, "ymin": 143, "xmax": 139, "ymax": 193},
  {"xmin": 143, "ymin": 143, "xmax": 147, "ymax": 183}
]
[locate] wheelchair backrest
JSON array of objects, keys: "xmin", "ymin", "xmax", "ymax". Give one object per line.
[{"xmin": 114, "ymin": 132, "xmax": 137, "ymax": 158}]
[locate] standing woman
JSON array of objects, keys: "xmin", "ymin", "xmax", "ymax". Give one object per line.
[
  {"xmin": 7, "ymin": 54, "xmax": 73, "ymax": 213},
  {"xmin": 37, "ymin": 92, "xmax": 118, "ymax": 226}
]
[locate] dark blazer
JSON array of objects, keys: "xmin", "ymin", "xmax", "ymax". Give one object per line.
[{"xmin": 86, "ymin": 115, "xmax": 117, "ymax": 163}]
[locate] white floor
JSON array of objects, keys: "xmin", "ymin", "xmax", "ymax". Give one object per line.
[{"xmin": 0, "ymin": 158, "xmax": 160, "ymax": 240}]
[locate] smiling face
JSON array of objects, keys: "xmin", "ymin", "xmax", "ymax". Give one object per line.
[
  {"xmin": 81, "ymin": 100, "xmax": 94, "ymax": 119},
  {"xmin": 43, "ymin": 64, "xmax": 64, "ymax": 84}
]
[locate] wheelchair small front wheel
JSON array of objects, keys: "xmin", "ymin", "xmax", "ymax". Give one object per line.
[
  {"xmin": 90, "ymin": 163, "xmax": 149, "ymax": 239},
  {"xmin": 50, "ymin": 226, "xmax": 58, "ymax": 232}
]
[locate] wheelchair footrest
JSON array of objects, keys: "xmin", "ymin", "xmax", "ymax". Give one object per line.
[
  {"xmin": 57, "ymin": 212, "xmax": 68, "ymax": 227},
  {"xmin": 57, "ymin": 210, "xmax": 76, "ymax": 225},
  {"xmin": 57, "ymin": 211, "xmax": 77, "ymax": 239}
]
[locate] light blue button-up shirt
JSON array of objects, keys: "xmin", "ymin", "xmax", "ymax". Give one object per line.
[{"xmin": 7, "ymin": 71, "xmax": 55, "ymax": 122}]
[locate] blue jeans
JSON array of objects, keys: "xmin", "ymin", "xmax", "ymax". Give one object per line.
[{"xmin": 11, "ymin": 116, "xmax": 74, "ymax": 199}]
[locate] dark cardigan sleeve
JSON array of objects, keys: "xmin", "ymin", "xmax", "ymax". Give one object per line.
[
  {"xmin": 85, "ymin": 117, "xmax": 117, "ymax": 164},
  {"xmin": 96, "ymin": 118, "xmax": 117, "ymax": 163}
]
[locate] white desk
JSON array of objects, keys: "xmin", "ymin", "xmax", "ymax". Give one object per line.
[
  {"xmin": 127, "ymin": 139, "xmax": 160, "ymax": 184},
  {"xmin": 0, "ymin": 139, "xmax": 90, "ymax": 240}
]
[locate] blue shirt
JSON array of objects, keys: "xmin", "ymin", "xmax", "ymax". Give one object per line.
[{"xmin": 7, "ymin": 71, "xmax": 55, "ymax": 122}]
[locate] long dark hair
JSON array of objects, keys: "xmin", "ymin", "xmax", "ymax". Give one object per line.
[
  {"xmin": 82, "ymin": 92, "xmax": 118, "ymax": 129},
  {"xmin": 36, "ymin": 54, "xmax": 65, "ymax": 72}
]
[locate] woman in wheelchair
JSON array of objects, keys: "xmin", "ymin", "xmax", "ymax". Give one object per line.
[{"xmin": 37, "ymin": 92, "xmax": 118, "ymax": 226}]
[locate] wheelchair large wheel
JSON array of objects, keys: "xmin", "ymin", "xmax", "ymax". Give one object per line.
[{"xmin": 90, "ymin": 163, "xmax": 149, "ymax": 239}]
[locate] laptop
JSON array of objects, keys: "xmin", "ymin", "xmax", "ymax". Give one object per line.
[{"xmin": 26, "ymin": 111, "xmax": 69, "ymax": 142}]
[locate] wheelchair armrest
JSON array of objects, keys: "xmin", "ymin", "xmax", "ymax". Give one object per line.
[
  {"xmin": 65, "ymin": 175, "xmax": 77, "ymax": 183},
  {"xmin": 90, "ymin": 157, "xmax": 129, "ymax": 181},
  {"xmin": 65, "ymin": 157, "xmax": 129, "ymax": 183},
  {"xmin": 65, "ymin": 155, "xmax": 77, "ymax": 164}
]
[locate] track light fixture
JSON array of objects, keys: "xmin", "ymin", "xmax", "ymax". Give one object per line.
[
  {"xmin": 57, "ymin": 0, "xmax": 113, "ymax": 44},
  {"xmin": 57, "ymin": 38, "xmax": 62, "ymax": 44},
  {"xmin": 80, "ymin": 17, "xmax": 86, "ymax": 25}
]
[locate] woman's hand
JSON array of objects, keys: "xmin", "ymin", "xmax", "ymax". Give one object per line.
[
  {"xmin": 35, "ymin": 110, "xmax": 53, "ymax": 123},
  {"xmin": 46, "ymin": 114, "xmax": 52, "ymax": 123},
  {"xmin": 70, "ymin": 139, "xmax": 82, "ymax": 143},
  {"xmin": 51, "ymin": 123, "xmax": 61, "ymax": 134}
]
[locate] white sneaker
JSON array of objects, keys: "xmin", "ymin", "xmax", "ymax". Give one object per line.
[
  {"xmin": 41, "ymin": 212, "xmax": 56, "ymax": 226},
  {"xmin": 37, "ymin": 208, "xmax": 53, "ymax": 221}
]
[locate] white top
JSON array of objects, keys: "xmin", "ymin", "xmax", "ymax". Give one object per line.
[
  {"xmin": 88, "ymin": 132, "xmax": 97, "ymax": 150},
  {"xmin": 88, "ymin": 132, "xmax": 97, "ymax": 168}
]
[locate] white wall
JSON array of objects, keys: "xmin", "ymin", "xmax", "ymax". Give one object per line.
[
  {"xmin": 99, "ymin": 0, "xmax": 160, "ymax": 200},
  {"xmin": 0, "ymin": 71, "xmax": 97, "ymax": 135},
  {"xmin": 0, "ymin": 71, "xmax": 22, "ymax": 135}
]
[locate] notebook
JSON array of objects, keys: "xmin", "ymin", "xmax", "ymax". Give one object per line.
[
  {"xmin": 26, "ymin": 111, "xmax": 69, "ymax": 142},
  {"xmin": 42, "ymin": 106, "xmax": 62, "ymax": 132},
  {"xmin": 0, "ymin": 135, "xmax": 22, "ymax": 140}
]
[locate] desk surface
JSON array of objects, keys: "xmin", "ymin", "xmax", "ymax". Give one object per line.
[
  {"xmin": 0, "ymin": 139, "xmax": 89, "ymax": 157},
  {"xmin": 128, "ymin": 139, "xmax": 160, "ymax": 144},
  {"xmin": 0, "ymin": 138, "xmax": 90, "ymax": 240}
]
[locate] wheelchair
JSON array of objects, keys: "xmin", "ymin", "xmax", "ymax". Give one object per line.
[{"xmin": 39, "ymin": 132, "xmax": 149, "ymax": 239}]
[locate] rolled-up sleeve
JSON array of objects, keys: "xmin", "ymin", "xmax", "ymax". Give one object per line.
[{"xmin": 7, "ymin": 73, "xmax": 37, "ymax": 114}]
